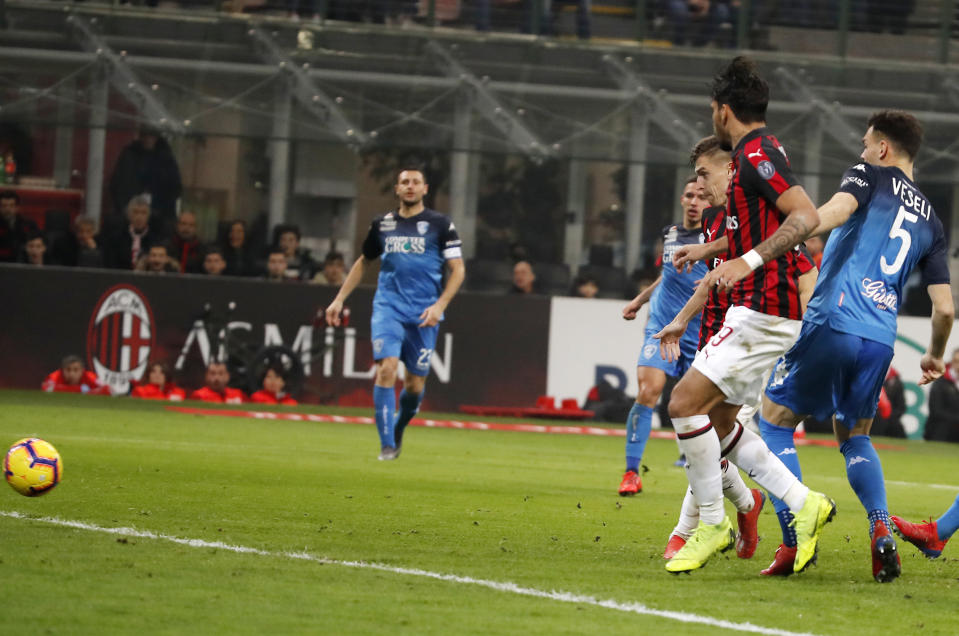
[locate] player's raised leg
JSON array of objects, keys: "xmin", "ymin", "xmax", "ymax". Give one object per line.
[{"xmin": 393, "ymin": 322, "xmax": 437, "ymax": 456}]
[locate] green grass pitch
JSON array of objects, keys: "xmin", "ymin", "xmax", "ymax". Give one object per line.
[{"xmin": 2, "ymin": 389, "xmax": 959, "ymax": 635}]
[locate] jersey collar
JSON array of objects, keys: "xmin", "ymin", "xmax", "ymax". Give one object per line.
[{"xmin": 733, "ymin": 126, "xmax": 769, "ymax": 155}]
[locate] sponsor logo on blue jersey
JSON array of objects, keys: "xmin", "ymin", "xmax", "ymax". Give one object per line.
[
  {"xmin": 384, "ymin": 236, "xmax": 426, "ymax": 254},
  {"xmin": 860, "ymin": 278, "xmax": 898, "ymax": 312}
]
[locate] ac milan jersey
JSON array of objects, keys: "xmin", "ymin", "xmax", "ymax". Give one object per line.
[
  {"xmin": 699, "ymin": 206, "xmax": 730, "ymax": 349},
  {"xmin": 648, "ymin": 224, "xmax": 708, "ymax": 351},
  {"xmin": 362, "ymin": 208, "xmax": 462, "ymax": 323},
  {"xmin": 804, "ymin": 163, "xmax": 950, "ymax": 347},
  {"xmin": 726, "ymin": 128, "xmax": 807, "ymax": 320}
]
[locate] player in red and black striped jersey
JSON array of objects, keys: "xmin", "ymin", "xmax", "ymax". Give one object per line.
[
  {"xmin": 654, "ymin": 57, "xmax": 835, "ymax": 575},
  {"xmin": 698, "ymin": 204, "xmax": 728, "ymax": 350}
]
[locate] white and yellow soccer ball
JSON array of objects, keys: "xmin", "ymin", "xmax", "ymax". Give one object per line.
[{"xmin": 4, "ymin": 438, "xmax": 63, "ymax": 497}]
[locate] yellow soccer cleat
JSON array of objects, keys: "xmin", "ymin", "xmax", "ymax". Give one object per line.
[
  {"xmin": 665, "ymin": 517, "xmax": 735, "ymax": 573},
  {"xmin": 793, "ymin": 491, "xmax": 837, "ymax": 573}
]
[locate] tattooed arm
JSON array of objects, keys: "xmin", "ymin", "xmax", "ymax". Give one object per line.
[{"xmin": 706, "ymin": 185, "xmax": 819, "ymax": 290}]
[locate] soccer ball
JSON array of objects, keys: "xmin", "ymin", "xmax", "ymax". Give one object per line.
[{"xmin": 4, "ymin": 438, "xmax": 63, "ymax": 497}]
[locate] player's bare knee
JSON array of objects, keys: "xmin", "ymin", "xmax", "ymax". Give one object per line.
[
  {"xmin": 375, "ymin": 358, "xmax": 399, "ymax": 385},
  {"xmin": 404, "ymin": 373, "xmax": 426, "ymax": 395}
]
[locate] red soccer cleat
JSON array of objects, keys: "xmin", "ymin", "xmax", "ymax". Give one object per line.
[
  {"xmin": 891, "ymin": 515, "xmax": 947, "ymax": 559},
  {"xmin": 618, "ymin": 470, "xmax": 642, "ymax": 496},
  {"xmin": 663, "ymin": 534, "xmax": 687, "ymax": 559},
  {"xmin": 760, "ymin": 544, "xmax": 797, "ymax": 576},
  {"xmin": 736, "ymin": 488, "xmax": 766, "ymax": 559},
  {"xmin": 871, "ymin": 520, "xmax": 901, "ymax": 583}
]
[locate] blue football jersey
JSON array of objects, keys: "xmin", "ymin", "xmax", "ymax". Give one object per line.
[
  {"xmin": 362, "ymin": 208, "xmax": 463, "ymax": 322},
  {"xmin": 804, "ymin": 163, "xmax": 950, "ymax": 347},
  {"xmin": 647, "ymin": 224, "xmax": 708, "ymax": 345}
]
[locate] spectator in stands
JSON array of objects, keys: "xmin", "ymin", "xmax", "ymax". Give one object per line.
[
  {"xmin": 222, "ymin": 219, "xmax": 258, "ymax": 277},
  {"xmin": 275, "ymin": 225, "xmax": 317, "ymax": 280},
  {"xmin": 264, "ymin": 248, "xmax": 289, "ymax": 282},
  {"xmin": 135, "ymin": 243, "xmax": 178, "ymax": 274},
  {"xmin": 108, "ymin": 125, "xmax": 182, "ymax": 233},
  {"xmin": 570, "ymin": 273, "xmax": 599, "ymax": 298},
  {"xmin": 926, "ymin": 348, "xmax": 959, "ymax": 443},
  {"xmin": 287, "ymin": 0, "xmax": 320, "ymax": 21},
  {"xmin": 202, "ymin": 244, "xmax": 228, "ymax": 276},
  {"xmin": 872, "ymin": 366, "xmax": 906, "ymax": 438},
  {"xmin": 170, "ymin": 211, "xmax": 202, "ymax": 273},
  {"xmin": 189, "ymin": 361, "xmax": 245, "ymax": 404},
  {"xmin": 312, "ymin": 251, "xmax": 347, "ymax": 286},
  {"xmin": 53, "ymin": 215, "xmax": 103, "ymax": 268},
  {"xmin": 102, "ymin": 195, "xmax": 159, "ymax": 269},
  {"xmin": 663, "ymin": 0, "xmax": 734, "ymax": 47},
  {"xmin": 20, "ymin": 232, "xmax": 46, "ymax": 266},
  {"xmin": 510, "ymin": 260, "xmax": 538, "ymax": 294},
  {"xmin": 42, "ymin": 354, "xmax": 109, "ymax": 395},
  {"xmin": 0, "ymin": 190, "xmax": 37, "ymax": 262},
  {"xmin": 131, "ymin": 362, "xmax": 186, "ymax": 401},
  {"xmin": 805, "ymin": 234, "xmax": 825, "ymax": 268},
  {"xmin": 250, "ymin": 366, "xmax": 298, "ymax": 405}
]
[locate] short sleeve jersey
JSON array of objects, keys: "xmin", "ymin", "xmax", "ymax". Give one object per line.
[
  {"xmin": 362, "ymin": 208, "xmax": 462, "ymax": 322},
  {"xmin": 803, "ymin": 163, "xmax": 950, "ymax": 347},
  {"xmin": 726, "ymin": 128, "xmax": 808, "ymax": 320},
  {"xmin": 648, "ymin": 224, "xmax": 708, "ymax": 348}
]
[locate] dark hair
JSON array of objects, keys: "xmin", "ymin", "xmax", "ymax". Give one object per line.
[
  {"xmin": 710, "ymin": 56, "xmax": 768, "ymax": 124},
  {"xmin": 25, "ymin": 231, "xmax": 45, "ymax": 244},
  {"xmin": 61, "ymin": 354, "xmax": 83, "ymax": 368},
  {"xmin": 0, "ymin": 190, "xmax": 20, "ymax": 205},
  {"xmin": 150, "ymin": 242, "xmax": 170, "ymax": 255},
  {"xmin": 684, "ymin": 175, "xmax": 699, "ymax": 187},
  {"xmin": 267, "ymin": 246, "xmax": 286, "ymax": 258},
  {"xmin": 204, "ymin": 243, "xmax": 224, "ymax": 258},
  {"xmin": 396, "ymin": 165, "xmax": 428, "ymax": 184},
  {"xmin": 148, "ymin": 361, "xmax": 173, "ymax": 383},
  {"xmin": 276, "ymin": 224, "xmax": 300, "ymax": 242},
  {"xmin": 867, "ymin": 110, "xmax": 923, "ymax": 160},
  {"xmin": 689, "ymin": 135, "xmax": 726, "ymax": 166},
  {"xmin": 323, "ymin": 251, "xmax": 344, "ymax": 265}
]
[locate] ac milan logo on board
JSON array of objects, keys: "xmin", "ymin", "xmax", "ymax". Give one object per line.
[{"xmin": 86, "ymin": 284, "xmax": 156, "ymax": 394}]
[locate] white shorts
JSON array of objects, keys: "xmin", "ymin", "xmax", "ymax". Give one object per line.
[{"xmin": 692, "ymin": 305, "xmax": 802, "ymax": 406}]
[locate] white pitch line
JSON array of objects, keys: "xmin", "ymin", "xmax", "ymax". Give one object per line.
[
  {"xmin": 0, "ymin": 510, "xmax": 815, "ymax": 636},
  {"xmin": 816, "ymin": 475, "xmax": 959, "ymax": 492}
]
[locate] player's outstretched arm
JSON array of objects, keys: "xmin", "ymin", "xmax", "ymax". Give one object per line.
[
  {"xmin": 919, "ymin": 283, "xmax": 955, "ymax": 385},
  {"xmin": 420, "ymin": 257, "xmax": 465, "ymax": 327},
  {"xmin": 673, "ymin": 237, "xmax": 728, "ymax": 273},
  {"xmin": 623, "ymin": 275, "xmax": 661, "ymax": 320},
  {"xmin": 810, "ymin": 192, "xmax": 858, "ymax": 236},
  {"xmin": 652, "ymin": 280, "xmax": 709, "ymax": 362},
  {"xmin": 325, "ymin": 256, "xmax": 369, "ymax": 326}
]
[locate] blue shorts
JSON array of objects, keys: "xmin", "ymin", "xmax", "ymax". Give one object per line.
[
  {"xmin": 765, "ymin": 321, "xmax": 893, "ymax": 427},
  {"xmin": 371, "ymin": 309, "xmax": 439, "ymax": 377},
  {"xmin": 637, "ymin": 326, "xmax": 697, "ymax": 379}
]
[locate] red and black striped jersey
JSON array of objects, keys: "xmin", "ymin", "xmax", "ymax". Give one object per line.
[
  {"xmin": 725, "ymin": 128, "xmax": 809, "ymax": 320},
  {"xmin": 699, "ymin": 205, "xmax": 729, "ymax": 349}
]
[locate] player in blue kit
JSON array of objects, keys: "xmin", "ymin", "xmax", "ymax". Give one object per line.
[
  {"xmin": 759, "ymin": 110, "xmax": 954, "ymax": 582},
  {"xmin": 325, "ymin": 167, "xmax": 465, "ymax": 461},
  {"xmin": 618, "ymin": 177, "xmax": 709, "ymax": 495}
]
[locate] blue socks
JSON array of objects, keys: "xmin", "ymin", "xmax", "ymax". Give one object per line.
[
  {"xmin": 625, "ymin": 403, "xmax": 652, "ymax": 473},
  {"xmin": 373, "ymin": 385, "xmax": 396, "ymax": 449},
  {"xmin": 394, "ymin": 389, "xmax": 423, "ymax": 449},
  {"xmin": 936, "ymin": 493, "xmax": 959, "ymax": 540},
  {"xmin": 840, "ymin": 435, "xmax": 888, "ymax": 534},
  {"xmin": 760, "ymin": 417, "xmax": 803, "ymax": 547}
]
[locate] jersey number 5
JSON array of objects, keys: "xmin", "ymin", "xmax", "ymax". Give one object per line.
[{"xmin": 880, "ymin": 205, "xmax": 919, "ymax": 275}]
